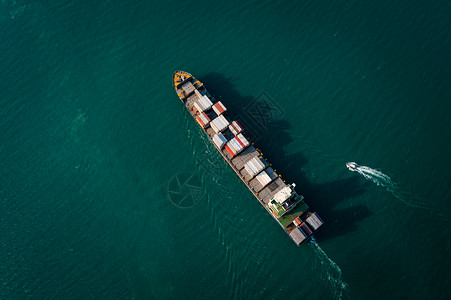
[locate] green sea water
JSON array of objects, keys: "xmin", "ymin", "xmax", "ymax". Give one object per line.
[{"xmin": 1, "ymin": 0, "xmax": 450, "ymax": 299}]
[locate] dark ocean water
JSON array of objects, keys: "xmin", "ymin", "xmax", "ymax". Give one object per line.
[{"xmin": 1, "ymin": 0, "xmax": 450, "ymax": 299}]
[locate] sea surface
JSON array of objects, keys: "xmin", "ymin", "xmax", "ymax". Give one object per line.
[{"xmin": 1, "ymin": 0, "xmax": 450, "ymax": 299}]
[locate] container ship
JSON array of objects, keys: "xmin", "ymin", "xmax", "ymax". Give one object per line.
[{"xmin": 172, "ymin": 71, "xmax": 323, "ymax": 246}]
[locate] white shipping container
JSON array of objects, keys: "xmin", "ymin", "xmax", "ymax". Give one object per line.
[
  {"xmin": 219, "ymin": 115, "xmax": 229, "ymax": 126},
  {"xmin": 195, "ymin": 89, "xmax": 203, "ymax": 99},
  {"xmin": 256, "ymin": 170, "xmax": 272, "ymax": 187},
  {"xmin": 199, "ymin": 98, "xmax": 207, "ymax": 110},
  {"xmin": 254, "ymin": 157, "xmax": 265, "ymax": 169},
  {"xmin": 245, "ymin": 164, "xmax": 258, "ymax": 177},
  {"xmin": 245, "ymin": 164, "xmax": 254, "ymax": 176},
  {"xmin": 237, "ymin": 134, "xmax": 249, "ymax": 147},
  {"xmin": 252, "ymin": 160, "xmax": 261, "ymax": 171},
  {"xmin": 211, "ymin": 119, "xmax": 219, "ymax": 133},
  {"xmin": 212, "ymin": 136, "xmax": 220, "ymax": 148},
  {"xmin": 245, "ymin": 157, "xmax": 265, "ymax": 177},
  {"xmin": 229, "ymin": 138, "xmax": 239, "ymax": 149},
  {"xmin": 244, "ymin": 164, "xmax": 252, "ymax": 176},
  {"xmin": 232, "ymin": 138, "xmax": 241, "ymax": 150},
  {"xmin": 217, "ymin": 121, "xmax": 225, "ymax": 132},
  {"xmin": 194, "ymin": 102, "xmax": 203, "ymax": 113},
  {"xmin": 230, "ymin": 139, "xmax": 242, "ymax": 153},
  {"xmin": 199, "ymin": 113, "xmax": 209, "ymax": 125},
  {"xmin": 197, "ymin": 98, "xmax": 207, "ymax": 111},
  {"xmin": 203, "ymin": 95, "xmax": 212, "ymax": 105},
  {"xmin": 210, "ymin": 121, "xmax": 220, "ymax": 133},
  {"xmin": 245, "ymin": 160, "xmax": 259, "ymax": 177},
  {"xmin": 227, "ymin": 141, "xmax": 237, "ymax": 154},
  {"xmin": 201, "ymin": 95, "xmax": 212, "ymax": 109},
  {"xmin": 213, "ymin": 133, "xmax": 227, "ymax": 149},
  {"xmin": 249, "ymin": 161, "xmax": 259, "ymax": 175},
  {"xmin": 247, "ymin": 157, "xmax": 257, "ymax": 170},
  {"xmin": 211, "ymin": 115, "xmax": 228, "ymax": 133},
  {"xmin": 224, "ymin": 115, "xmax": 230, "ymax": 124},
  {"xmin": 203, "ymin": 97, "xmax": 210, "ymax": 107},
  {"xmin": 198, "ymin": 99, "xmax": 206, "ymax": 111},
  {"xmin": 215, "ymin": 118, "xmax": 223, "ymax": 128}
]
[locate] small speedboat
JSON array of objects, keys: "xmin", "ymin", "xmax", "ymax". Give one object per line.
[{"xmin": 346, "ymin": 162, "xmax": 360, "ymax": 171}]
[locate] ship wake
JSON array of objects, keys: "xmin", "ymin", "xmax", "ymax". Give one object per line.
[{"xmin": 310, "ymin": 238, "xmax": 349, "ymax": 299}]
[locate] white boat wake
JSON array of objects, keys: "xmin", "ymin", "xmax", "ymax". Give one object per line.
[
  {"xmin": 310, "ymin": 238, "xmax": 349, "ymax": 299},
  {"xmin": 349, "ymin": 163, "xmax": 394, "ymax": 188},
  {"xmin": 347, "ymin": 161, "xmax": 420, "ymax": 207},
  {"xmin": 346, "ymin": 162, "xmax": 448, "ymax": 218}
]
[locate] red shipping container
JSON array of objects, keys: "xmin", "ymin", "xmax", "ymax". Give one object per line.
[
  {"xmin": 196, "ymin": 116, "xmax": 205, "ymax": 128},
  {"xmin": 225, "ymin": 144, "xmax": 235, "ymax": 157},
  {"xmin": 232, "ymin": 121, "xmax": 243, "ymax": 132},
  {"xmin": 235, "ymin": 136, "xmax": 245, "ymax": 148},
  {"xmin": 196, "ymin": 113, "xmax": 210, "ymax": 128},
  {"xmin": 212, "ymin": 101, "xmax": 227, "ymax": 115}
]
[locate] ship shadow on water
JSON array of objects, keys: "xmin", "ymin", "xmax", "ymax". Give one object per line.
[{"xmin": 200, "ymin": 72, "xmax": 372, "ymax": 241}]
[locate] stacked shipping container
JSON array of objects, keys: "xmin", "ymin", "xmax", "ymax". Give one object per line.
[
  {"xmin": 196, "ymin": 112, "xmax": 210, "ymax": 128},
  {"xmin": 244, "ymin": 157, "xmax": 265, "ymax": 178},
  {"xmin": 195, "ymin": 95, "xmax": 213, "ymax": 112},
  {"xmin": 289, "ymin": 221, "xmax": 314, "ymax": 246},
  {"xmin": 229, "ymin": 121, "xmax": 243, "ymax": 136},
  {"xmin": 193, "ymin": 102, "xmax": 202, "ymax": 113},
  {"xmin": 211, "ymin": 115, "xmax": 229, "ymax": 133},
  {"xmin": 306, "ymin": 213, "xmax": 324, "ymax": 230},
  {"xmin": 289, "ymin": 227, "xmax": 307, "ymax": 244},
  {"xmin": 255, "ymin": 170, "xmax": 272, "ymax": 188},
  {"xmin": 213, "ymin": 133, "xmax": 227, "ymax": 149},
  {"xmin": 236, "ymin": 133, "xmax": 249, "ymax": 147},
  {"xmin": 212, "ymin": 101, "xmax": 227, "ymax": 115},
  {"xmin": 224, "ymin": 134, "xmax": 250, "ymax": 157},
  {"xmin": 300, "ymin": 223, "xmax": 313, "ymax": 236}
]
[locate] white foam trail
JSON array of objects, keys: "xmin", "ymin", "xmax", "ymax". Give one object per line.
[
  {"xmin": 349, "ymin": 163, "xmax": 421, "ymax": 208},
  {"xmin": 352, "ymin": 165, "xmax": 393, "ymax": 188},
  {"xmin": 347, "ymin": 163, "xmax": 450, "ymax": 219},
  {"xmin": 310, "ymin": 238, "xmax": 349, "ymax": 299}
]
